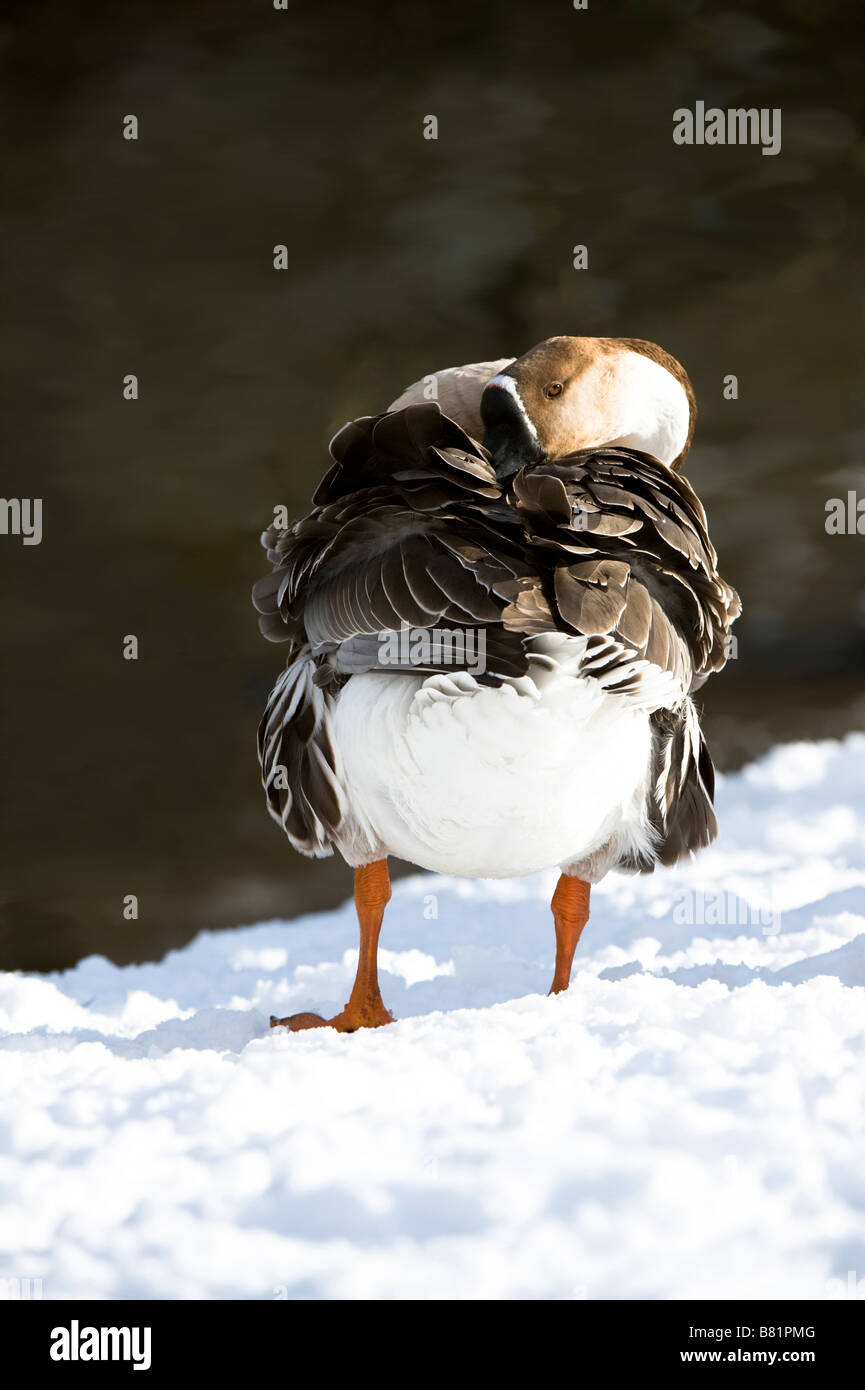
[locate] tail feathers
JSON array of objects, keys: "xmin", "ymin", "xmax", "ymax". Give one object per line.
[
  {"xmin": 258, "ymin": 650, "xmax": 345, "ymax": 856},
  {"xmin": 646, "ymin": 700, "xmax": 718, "ymax": 868}
]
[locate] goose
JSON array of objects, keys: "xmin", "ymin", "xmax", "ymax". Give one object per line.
[{"xmin": 253, "ymin": 335, "xmax": 740, "ymax": 1032}]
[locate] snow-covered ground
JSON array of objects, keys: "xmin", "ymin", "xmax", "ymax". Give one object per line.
[{"xmin": 2, "ymin": 736, "xmax": 865, "ymax": 1301}]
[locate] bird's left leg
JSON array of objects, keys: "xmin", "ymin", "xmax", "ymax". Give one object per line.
[
  {"xmin": 548, "ymin": 873, "xmax": 591, "ymax": 995},
  {"xmin": 270, "ymin": 859, "xmax": 395, "ymax": 1033}
]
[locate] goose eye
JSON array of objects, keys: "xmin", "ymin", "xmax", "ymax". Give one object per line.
[{"xmin": 545, "ymin": 381, "xmax": 564, "ymax": 399}]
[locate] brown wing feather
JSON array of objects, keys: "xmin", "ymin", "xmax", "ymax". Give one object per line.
[{"xmin": 508, "ymin": 447, "xmax": 739, "ymax": 697}]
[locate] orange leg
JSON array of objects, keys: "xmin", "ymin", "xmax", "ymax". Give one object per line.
[
  {"xmin": 549, "ymin": 874, "xmax": 590, "ymax": 995},
  {"xmin": 270, "ymin": 860, "xmax": 394, "ymax": 1033}
]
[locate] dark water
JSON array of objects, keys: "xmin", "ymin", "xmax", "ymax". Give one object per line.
[{"xmin": 2, "ymin": 0, "xmax": 863, "ymax": 969}]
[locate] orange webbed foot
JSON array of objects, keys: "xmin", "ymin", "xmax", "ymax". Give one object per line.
[{"xmin": 270, "ymin": 999, "xmax": 395, "ymax": 1034}]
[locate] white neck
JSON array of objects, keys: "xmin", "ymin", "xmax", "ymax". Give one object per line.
[{"xmin": 606, "ymin": 353, "xmax": 690, "ymax": 465}]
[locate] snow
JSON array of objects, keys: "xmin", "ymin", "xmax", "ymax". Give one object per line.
[{"xmin": 2, "ymin": 735, "xmax": 865, "ymax": 1301}]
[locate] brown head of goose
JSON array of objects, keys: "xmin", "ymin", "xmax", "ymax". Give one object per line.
[
  {"xmin": 255, "ymin": 336, "xmax": 740, "ymax": 1032},
  {"xmin": 482, "ymin": 335, "xmax": 696, "ymax": 476},
  {"xmin": 388, "ymin": 336, "xmax": 696, "ymax": 475}
]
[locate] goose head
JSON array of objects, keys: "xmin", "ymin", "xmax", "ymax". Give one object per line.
[{"xmin": 480, "ymin": 335, "xmax": 696, "ymax": 480}]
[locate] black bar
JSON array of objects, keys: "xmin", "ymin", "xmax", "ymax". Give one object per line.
[{"xmin": 6, "ymin": 1299, "xmax": 861, "ymax": 1375}]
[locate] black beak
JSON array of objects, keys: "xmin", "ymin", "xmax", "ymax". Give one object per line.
[{"xmin": 481, "ymin": 382, "xmax": 544, "ymax": 482}]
